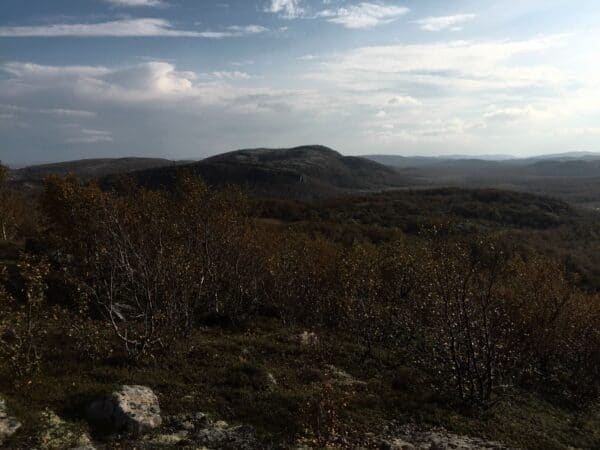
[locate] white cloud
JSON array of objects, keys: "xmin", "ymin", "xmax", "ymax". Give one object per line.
[
  {"xmin": 556, "ymin": 127, "xmax": 600, "ymax": 137},
  {"xmin": 298, "ymin": 54, "xmax": 318, "ymax": 61},
  {"xmin": 415, "ymin": 14, "xmax": 477, "ymax": 32},
  {"xmin": 103, "ymin": 0, "xmax": 167, "ymax": 7},
  {"xmin": 265, "ymin": 1, "xmax": 409, "ymax": 29},
  {"xmin": 388, "ymin": 95, "xmax": 421, "ymax": 106},
  {"xmin": 0, "ymin": 61, "xmax": 308, "ymax": 113},
  {"xmin": 321, "ymin": 2, "xmax": 409, "ymax": 28},
  {"xmin": 319, "ymin": 2, "xmax": 409, "ymax": 28},
  {"xmin": 205, "ymin": 71, "xmax": 251, "ymax": 80},
  {"xmin": 483, "ymin": 106, "xmax": 536, "ymax": 123},
  {"xmin": 0, "ymin": 59, "xmax": 339, "ymax": 163},
  {"xmin": 311, "ymin": 35, "xmax": 569, "ymax": 91},
  {"xmin": 65, "ymin": 128, "xmax": 113, "ymax": 144},
  {"xmin": 0, "ymin": 19, "xmax": 268, "ymax": 38},
  {"xmin": 267, "ymin": 0, "xmax": 304, "ymax": 18},
  {"xmin": 0, "ymin": 103, "xmax": 96, "ymax": 118},
  {"xmin": 2, "ymin": 28, "xmax": 599, "ymax": 162},
  {"xmin": 300, "ymin": 33, "xmax": 595, "ymax": 148},
  {"xmin": 227, "ymin": 25, "xmax": 268, "ymax": 34},
  {"xmin": 366, "ymin": 117, "xmax": 480, "ymax": 143}
]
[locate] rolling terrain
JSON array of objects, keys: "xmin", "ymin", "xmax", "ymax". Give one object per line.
[
  {"xmin": 1, "ymin": 148, "xmax": 600, "ymax": 450},
  {"xmin": 8, "ymin": 157, "xmax": 190, "ymax": 191},
  {"xmin": 10, "ymin": 149, "xmax": 600, "ymax": 206},
  {"xmin": 106, "ymin": 145, "xmax": 414, "ymax": 199},
  {"xmin": 364, "ymin": 152, "xmax": 600, "ymax": 207}
]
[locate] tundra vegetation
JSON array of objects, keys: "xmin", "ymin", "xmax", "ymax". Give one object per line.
[{"xmin": 0, "ymin": 164, "xmax": 599, "ymax": 449}]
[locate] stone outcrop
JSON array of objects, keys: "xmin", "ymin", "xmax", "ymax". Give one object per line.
[
  {"xmin": 0, "ymin": 396, "xmax": 21, "ymax": 445},
  {"xmin": 146, "ymin": 412, "xmax": 258, "ymax": 449},
  {"xmin": 379, "ymin": 425, "xmax": 516, "ymax": 450},
  {"xmin": 298, "ymin": 331, "xmax": 319, "ymax": 346},
  {"xmin": 325, "ymin": 364, "xmax": 367, "ymax": 387},
  {"xmin": 87, "ymin": 385, "xmax": 162, "ymax": 434}
]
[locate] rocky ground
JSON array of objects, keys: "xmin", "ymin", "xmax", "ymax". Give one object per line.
[
  {"xmin": 1, "ymin": 325, "xmax": 598, "ymax": 450},
  {"xmin": 0, "ymin": 384, "xmax": 521, "ymax": 449}
]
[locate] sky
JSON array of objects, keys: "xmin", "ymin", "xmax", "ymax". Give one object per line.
[{"xmin": 1, "ymin": 0, "xmax": 600, "ymax": 165}]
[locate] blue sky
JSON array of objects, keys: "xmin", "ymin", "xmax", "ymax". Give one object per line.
[{"xmin": 1, "ymin": 0, "xmax": 600, "ymax": 165}]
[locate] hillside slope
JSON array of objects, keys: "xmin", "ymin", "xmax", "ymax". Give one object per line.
[
  {"xmin": 9, "ymin": 157, "xmax": 187, "ymax": 191},
  {"xmin": 121, "ymin": 146, "xmax": 412, "ymax": 199}
]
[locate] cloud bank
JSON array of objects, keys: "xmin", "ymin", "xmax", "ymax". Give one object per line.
[
  {"xmin": 415, "ymin": 14, "xmax": 477, "ymax": 31},
  {"xmin": 0, "ymin": 19, "xmax": 267, "ymax": 38}
]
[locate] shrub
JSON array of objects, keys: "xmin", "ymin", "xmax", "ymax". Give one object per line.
[
  {"xmin": 0, "ymin": 253, "xmax": 50, "ymax": 377},
  {"xmin": 41, "ymin": 174, "xmax": 257, "ymax": 358},
  {"xmin": 35, "ymin": 173, "xmax": 600, "ymax": 403},
  {"xmin": 0, "ymin": 164, "xmax": 33, "ymax": 241}
]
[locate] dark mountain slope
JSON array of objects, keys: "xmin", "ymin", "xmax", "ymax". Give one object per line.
[
  {"xmin": 120, "ymin": 146, "xmax": 412, "ymax": 199},
  {"xmin": 10, "ymin": 157, "xmax": 187, "ymax": 190}
]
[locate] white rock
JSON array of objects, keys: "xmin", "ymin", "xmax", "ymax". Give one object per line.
[
  {"xmin": 392, "ymin": 425, "xmax": 516, "ymax": 450},
  {"xmin": 325, "ymin": 364, "xmax": 367, "ymax": 387},
  {"xmin": 298, "ymin": 331, "xmax": 319, "ymax": 346},
  {"xmin": 388, "ymin": 438, "xmax": 416, "ymax": 450},
  {"xmin": 87, "ymin": 385, "xmax": 162, "ymax": 434},
  {"xmin": 0, "ymin": 397, "xmax": 21, "ymax": 445}
]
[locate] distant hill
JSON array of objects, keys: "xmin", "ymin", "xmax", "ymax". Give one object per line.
[
  {"xmin": 524, "ymin": 151, "xmax": 600, "ymax": 161},
  {"xmin": 364, "ymin": 152, "xmax": 600, "ymax": 169},
  {"xmin": 115, "ymin": 145, "xmax": 412, "ymax": 199},
  {"xmin": 525, "ymin": 159, "xmax": 600, "ymax": 177},
  {"xmin": 363, "ymin": 152, "xmax": 600, "ymax": 207},
  {"xmin": 261, "ymin": 187, "xmax": 578, "ymax": 232},
  {"xmin": 12, "ymin": 149, "xmax": 600, "ymax": 205},
  {"xmin": 364, "ymin": 154, "xmax": 516, "ymax": 168},
  {"xmin": 9, "ymin": 157, "xmax": 189, "ymax": 191}
]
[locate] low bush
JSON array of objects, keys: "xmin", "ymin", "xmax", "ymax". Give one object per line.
[{"xmin": 5, "ymin": 172, "xmax": 593, "ymax": 406}]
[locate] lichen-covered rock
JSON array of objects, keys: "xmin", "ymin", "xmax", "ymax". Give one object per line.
[
  {"xmin": 194, "ymin": 420, "xmax": 257, "ymax": 450},
  {"xmin": 379, "ymin": 425, "xmax": 516, "ymax": 450},
  {"xmin": 87, "ymin": 385, "xmax": 162, "ymax": 434},
  {"xmin": 385, "ymin": 438, "xmax": 416, "ymax": 450},
  {"xmin": 265, "ymin": 372, "xmax": 278, "ymax": 390},
  {"xmin": 160, "ymin": 412, "xmax": 258, "ymax": 449},
  {"xmin": 0, "ymin": 397, "xmax": 21, "ymax": 445},
  {"xmin": 147, "ymin": 431, "xmax": 189, "ymax": 446},
  {"xmin": 298, "ymin": 331, "xmax": 319, "ymax": 346},
  {"xmin": 38, "ymin": 410, "xmax": 94, "ymax": 450},
  {"xmin": 325, "ymin": 364, "xmax": 367, "ymax": 387}
]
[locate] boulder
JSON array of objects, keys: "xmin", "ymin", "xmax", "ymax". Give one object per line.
[
  {"xmin": 298, "ymin": 331, "xmax": 319, "ymax": 346},
  {"xmin": 325, "ymin": 364, "xmax": 367, "ymax": 387},
  {"xmin": 386, "ymin": 425, "xmax": 516, "ymax": 450},
  {"xmin": 0, "ymin": 397, "xmax": 21, "ymax": 445},
  {"xmin": 194, "ymin": 420, "xmax": 256, "ymax": 450},
  {"xmin": 87, "ymin": 385, "xmax": 162, "ymax": 434},
  {"xmin": 147, "ymin": 431, "xmax": 189, "ymax": 446},
  {"xmin": 265, "ymin": 372, "xmax": 278, "ymax": 390},
  {"xmin": 385, "ymin": 438, "xmax": 416, "ymax": 450},
  {"xmin": 162, "ymin": 412, "xmax": 258, "ymax": 449}
]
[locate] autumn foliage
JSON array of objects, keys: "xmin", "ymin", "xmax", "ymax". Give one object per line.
[{"xmin": 1, "ymin": 167, "xmax": 598, "ymax": 406}]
